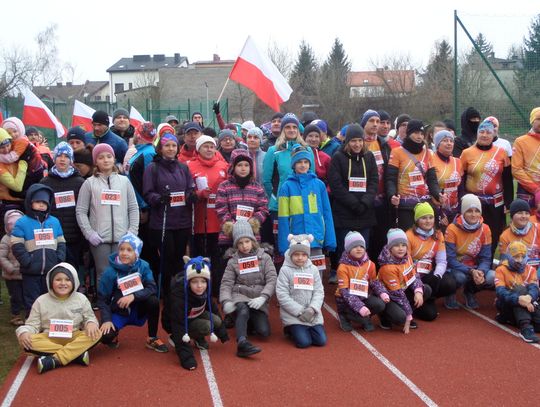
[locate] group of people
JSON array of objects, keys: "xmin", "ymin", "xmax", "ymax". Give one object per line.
[{"xmin": 2, "ymin": 103, "xmax": 540, "ymax": 374}]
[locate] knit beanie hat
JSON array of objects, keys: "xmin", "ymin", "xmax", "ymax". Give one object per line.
[
  {"xmin": 290, "ymin": 144, "xmax": 311, "ymax": 169},
  {"xmin": 26, "ymin": 126, "xmax": 39, "ymax": 136},
  {"xmin": 30, "ymin": 185, "xmax": 53, "ymax": 209},
  {"xmin": 360, "ymin": 109, "xmax": 380, "ymax": 128},
  {"xmin": 0, "ymin": 128, "xmax": 12, "ymax": 146},
  {"xmin": 113, "ymin": 108, "xmax": 129, "ymax": 120},
  {"xmin": 118, "ymin": 233, "xmax": 143, "ymax": 258},
  {"xmin": 218, "ymin": 129, "xmax": 235, "ymax": 143},
  {"xmin": 287, "ymin": 234, "xmax": 313, "ymax": 256},
  {"xmin": 461, "ymin": 194, "xmax": 482, "ymax": 215},
  {"xmin": 434, "ymin": 130, "xmax": 454, "ymax": 149},
  {"xmin": 241, "ymin": 121, "xmax": 256, "ymax": 131},
  {"xmin": 508, "ymin": 241, "xmax": 527, "ymax": 258},
  {"xmin": 344, "ymin": 231, "xmax": 366, "ymax": 252},
  {"xmin": 53, "ymin": 141, "xmax": 74, "ymax": 162},
  {"xmin": 229, "ymin": 149, "xmax": 253, "ymax": 175},
  {"xmin": 272, "ymin": 112, "xmax": 284, "ymax": 121},
  {"xmin": 344, "ymin": 123, "xmax": 364, "ymax": 145},
  {"xmin": 247, "ymin": 127, "xmax": 263, "ymax": 141},
  {"xmin": 509, "ymin": 198, "xmax": 530, "ymax": 219},
  {"xmin": 395, "ymin": 114, "xmax": 411, "ymax": 129},
  {"xmin": 484, "ymin": 116, "xmax": 499, "ymax": 129},
  {"xmin": 92, "ymin": 110, "xmax": 110, "ymax": 126},
  {"xmin": 160, "ymin": 133, "xmax": 178, "ymax": 146},
  {"xmin": 414, "ymin": 202, "xmax": 435, "ymax": 222},
  {"xmin": 74, "ymin": 147, "xmax": 93, "ymax": 167},
  {"xmin": 1, "ymin": 117, "xmax": 25, "ymax": 137},
  {"xmin": 280, "ymin": 113, "xmax": 300, "ymax": 131},
  {"xmin": 48, "ymin": 264, "xmax": 75, "ymax": 293},
  {"xmin": 196, "ymin": 135, "xmax": 216, "ymax": 151},
  {"xmin": 387, "ymin": 228, "xmax": 408, "ymax": 248},
  {"xmin": 477, "ymin": 120, "xmax": 494, "ymax": 134},
  {"xmin": 67, "ymin": 126, "xmax": 87, "ymax": 142},
  {"xmin": 311, "ymin": 119, "xmax": 328, "ymax": 133},
  {"xmin": 378, "ymin": 110, "xmax": 390, "ymax": 122},
  {"xmin": 157, "ymin": 123, "xmax": 176, "ymax": 139},
  {"xmin": 136, "ymin": 122, "xmax": 156, "ymax": 142},
  {"xmin": 406, "ymin": 119, "xmax": 424, "ymax": 137},
  {"xmin": 4, "ymin": 209, "xmax": 24, "ymax": 234},
  {"xmin": 530, "ymin": 107, "xmax": 540, "ymax": 125},
  {"xmin": 303, "ymin": 124, "xmax": 321, "ymax": 138},
  {"xmin": 92, "ymin": 143, "xmax": 115, "ymax": 163},
  {"xmin": 301, "ymin": 111, "xmax": 318, "ymax": 127},
  {"xmin": 232, "ymin": 219, "xmax": 257, "ymax": 247}
]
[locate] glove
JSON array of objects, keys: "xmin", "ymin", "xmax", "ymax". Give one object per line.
[
  {"xmin": 248, "ymin": 296, "xmax": 266, "ymax": 310},
  {"xmin": 299, "ymin": 307, "xmax": 316, "ymax": 323},
  {"xmin": 212, "ymin": 102, "xmax": 220, "ymax": 115},
  {"xmin": 359, "ymin": 306, "xmax": 371, "ymax": 317},
  {"xmin": 160, "ymin": 190, "xmax": 171, "ymax": 204},
  {"xmin": 88, "ymin": 232, "xmax": 103, "ymax": 247},
  {"xmin": 222, "ymin": 302, "xmax": 236, "ymax": 315}
]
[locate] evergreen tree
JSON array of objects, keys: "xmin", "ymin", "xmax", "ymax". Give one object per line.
[
  {"xmin": 289, "ymin": 41, "xmax": 318, "ymax": 97},
  {"xmin": 516, "ymin": 14, "xmax": 540, "ymax": 102}
]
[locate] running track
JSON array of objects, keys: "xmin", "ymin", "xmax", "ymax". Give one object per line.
[{"xmin": 1, "ymin": 288, "xmax": 538, "ymax": 406}]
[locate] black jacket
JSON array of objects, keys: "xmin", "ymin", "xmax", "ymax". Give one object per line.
[
  {"xmin": 110, "ymin": 124, "xmax": 135, "ymax": 145},
  {"xmin": 328, "ymin": 148, "xmax": 379, "ymax": 229},
  {"xmin": 453, "ymin": 107, "xmax": 480, "ymax": 157}
]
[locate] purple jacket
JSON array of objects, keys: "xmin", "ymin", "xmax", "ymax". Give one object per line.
[{"xmin": 143, "ymin": 156, "xmax": 194, "ymax": 231}]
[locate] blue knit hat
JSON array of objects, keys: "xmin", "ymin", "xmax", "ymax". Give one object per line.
[
  {"xmin": 360, "ymin": 109, "xmax": 380, "ymax": 128},
  {"xmin": 311, "ymin": 119, "xmax": 328, "ymax": 133},
  {"xmin": 280, "ymin": 113, "xmax": 300, "ymax": 131},
  {"xmin": 434, "ymin": 130, "xmax": 454, "ymax": 149},
  {"xmin": 290, "ymin": 144, "xmax": 311, "ymax": 170},
  {"xmin": 118, "ymin": 233, "xmax": 143, "ymax": 258},
  {"xmin": 53, "ymin": 141, "xmax": 74, "ymax": 162},
  {"xmin": 478, "ymin": 120, "xmax": 495, "ymax": 134}
]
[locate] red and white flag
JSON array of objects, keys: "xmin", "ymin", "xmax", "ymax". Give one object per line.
[
  {"xmin": 229, "ymin": 36, "xmax": 292, "ymax": 112},
  {"xmin": 129, "ymin": 106, "xmax": 145, "ymax": 129},
  {"xmin": 72, "ymin": 100, "xmax": 96, "ymax": 132},
  {"xmin": 22, "ymin": 89, "xmax": 67, "ymax": 137},
  {"xmin": 0, "ymin": 109, "xmax": 3, "ymax": 123}
]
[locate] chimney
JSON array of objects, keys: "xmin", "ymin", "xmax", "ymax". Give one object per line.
[
  {"xmin": 213, "ymin": 54, "xmax": 220, "ymax": 62},
  {"xmin": 56, "ymin": 82, "xmax": 63, "ymax": 87},
  {"xmin": 174, "ymin": 53, "xmax": 180, "ymax": 63}
]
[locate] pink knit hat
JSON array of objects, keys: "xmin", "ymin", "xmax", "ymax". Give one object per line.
[
  {"xmin": 1, "ymin": 117, "xmax": 25, "ymax": 138},
  {"xmin": 92, "ymin": 143, "xmax": 115, "ymax": 163}
]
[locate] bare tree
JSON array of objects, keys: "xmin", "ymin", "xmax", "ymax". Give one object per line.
[
  {"xmin": 368, "ymin": 53, "xmax": 420, "ymax": 99},
  {"xmin": 28, "ymin": 24, "xmax": 64, "ymax": 87},
  {"xmin": 266, "ymin": 40, "xmax": 293, "ymax": 80},
  {"xmin": 0, "ymin": 46, "xmax": 33, "ymax": 97}
]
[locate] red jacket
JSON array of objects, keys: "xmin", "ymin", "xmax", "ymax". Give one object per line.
[{"xmin": 313, "ymin": 148, "xmax": 331, "ymax": 184}]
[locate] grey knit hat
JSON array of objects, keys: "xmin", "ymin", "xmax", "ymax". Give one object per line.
[
  {"xmin": 113, "ymin": 108, "xmax": 129, "ymax": 120},
  {"xmin": 287, "ymin": 234, "xmax": 313, "ymax": 256},
  {"xmin": 233, "ymin": 219, "xmax": 257, "ymax": 247}
]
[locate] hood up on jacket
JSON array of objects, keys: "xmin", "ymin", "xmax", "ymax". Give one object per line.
[{"xmin": 46, "ymin": 262, "xmax": 80, "ymax": 298}]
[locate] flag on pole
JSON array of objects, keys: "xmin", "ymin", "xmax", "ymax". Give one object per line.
[
  {"xmin": 129, "ymin": 106, "xmax": 146, "ymax": 129},
  {"xmin": 22, "ymin": 89, "xmax": 67, "ymax": 137},
  {"xmin": 229, "ymin": 36, "xmax": 293, "ymax": 112},
  {"xmin": 72, "ymin": 100, "xmax": 96, "ymax": 131}
]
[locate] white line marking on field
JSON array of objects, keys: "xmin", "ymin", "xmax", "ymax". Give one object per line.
[
  {"xmin": 460, "ymin": 305, "xmax": 540, "ymax": 350},
  {"xmin": 1, "ymin": 356, "xmax": 33, "ymax": 407},
  {"xmin": 199, "ymin": 349, "xmax": 223, "ymax": 407},
  {"xmin": 323, "ymin": 303, "xmax": 438, "ymax": 407}
]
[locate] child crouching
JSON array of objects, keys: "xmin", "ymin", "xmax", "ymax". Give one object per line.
[
  {"xmin": 335, "ymin": 231, "xmax": 390, "ymax": 332},
  {"xmin": 276, "ymin": 234, "xmax": 327, "ymax": 348},
  {"xmin": 15, "ymin": 263, "xmax": 101, "ymax": 374},
  {"xmin": 170, "ymin": 256, "xmax": 229, "ymax": 370},
  {"xmin": 220, "ymin": 220, "xmax": 277, "ymax": 357}
]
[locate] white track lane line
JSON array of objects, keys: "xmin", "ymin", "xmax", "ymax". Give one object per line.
[
  {"xmin": 1, "ymin": 356, "xmax": 34, "ymax": 407},
  {"xmin": 460, "ymin": 305, "xmax": 540, "ymax": 350},
  {"xmin": 323, "ymin": 303, "xmax": 438, "ymax": 407},
  {"xmin": 199, "ymin": 349, "xmax": 223, "ymax": 407}
]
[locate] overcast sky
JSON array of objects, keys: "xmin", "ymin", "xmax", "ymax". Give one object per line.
[{"xmin": 1, "ymin": 0, "xmax": 537, "ymax": 83}]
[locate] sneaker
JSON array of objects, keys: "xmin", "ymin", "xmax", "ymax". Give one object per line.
[
  {"xmin": 444, "ymin": 294, "xmax": 460, "ymax": 310},
  {"xmin": 410, "ymin": 320, "xmax": 418, "ymax": 329},
  {"xmin": 338, "ymin": 314, "xmax": 353, "ymax": 332},
  {"xmin": 519, "ymin": 326, "xmax": 540, "ymax": 343},
  {"xmin": 168, "ymin": 335, "xmax": 175, "ymax": 347},
  {"xmin": 236, "ymin": 340, "xmax": 261, "ymax": 358},
  {"xmin": 379, "ymin": 318, "xmax": 392, "ymax": 330},
  {"xmin": 37, "ymin": 356, "xmax": 57, "ymax": 374},
  {"xmin": 73, "ymin": 351, "xmax": 90, "ymax": 366},
  {"xmin": 362, "ymin": 319, "xmax": 375, "ymax": 332},
  {"xmin": 464, "ymin": 291, "xmax": 479, "ymax": 309},
  {"xmin": 146, "ymin": 337, "xmax": 169, "ymax": 353},
  {"xmin": 194, "ymin": 337, "xmax": 209, "ymax": 350},
  {"xmin": 495, "ymin": 313, "xmax": 510, "ymax": 325}
]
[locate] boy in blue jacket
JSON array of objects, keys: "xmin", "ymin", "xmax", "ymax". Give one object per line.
[
  {"xmin": 98, "ymin": 233, "xmax": 167, "ymax": 352},
  {"xmin": 12, "ymin": 184, "xmax": 66, "ymax": 315}
]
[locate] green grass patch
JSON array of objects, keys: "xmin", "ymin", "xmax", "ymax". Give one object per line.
[{"xmin": 0, "ymin": 279, "xmax": 23, "ymax": 386}]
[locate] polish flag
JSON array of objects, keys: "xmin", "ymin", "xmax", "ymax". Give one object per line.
[
  {"xmin": 22, "ymin": 89, "xmax": 67, "ymax": 137},
  {"xmin": 72, "ymin": 100, "xmax": 96, "ymax": 132},
  {"xmin": 129, "ymin": 106, "xmax": 145, "ymax": 129},
  {"xmin": 229, "ymin": 36, "xmax": 292, "ymax": 112}
]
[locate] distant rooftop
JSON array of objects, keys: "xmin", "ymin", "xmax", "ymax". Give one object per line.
[
  {"xmin": 107, "ymin": 53, "xmax": 189, "ymax": 73},
  {"xmin": 33, "ymin": 80, "xmax": 109, "ymax": 103}
]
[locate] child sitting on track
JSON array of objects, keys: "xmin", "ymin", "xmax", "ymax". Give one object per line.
[
  {"xmin": 335, "ymin": 231, "xmax": 389, "ymax": 332},
  {"xmin": 378, "ymin": 228, "xmax": 432, "ymax": 334},
  {"xmin": 495, "ymin": 241, "xmax": 540, "ymax": 343},
  {"xmin": 276, "ymin": 234, "xmax": 327, "ymax": 348},
  {"xmin": 15, "ymin": 263, "xmax": 101, "ymax": 374},
  {"xmin": 98, "ymin": 233, "xmax": 167, "ymax": 352},
  {"xmin": 170, "ymin": 256, "xmax": 229, "ymax": 370},
  {"xmin": 220, "ymin": 220, "xmax": 277, "ymax": 358}
]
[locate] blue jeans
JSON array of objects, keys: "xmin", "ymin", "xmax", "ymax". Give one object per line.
[
  {"xmin": 287, "ymin": 324, "xmax": 327, "ymax": 348},
  {"xmin": 450, "ymin": 268, "xmax": 495, "ymax": 291}
]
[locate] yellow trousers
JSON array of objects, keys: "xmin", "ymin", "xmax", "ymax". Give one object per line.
[{"xmin": 28, "ymin": 330, "xmax": 101, "ymax": 365}]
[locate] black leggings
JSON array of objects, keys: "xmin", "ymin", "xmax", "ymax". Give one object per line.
[
  {"xmin": 421, "ymin": 273, "xmax": 457, "ymax": 298},
  {"xmin": 381, "ymin": 285, "xmax": 436, "ymax": 324},
  {"xmin": 193, "ymin": 233, "xmax": 221, "ymax": 297},
  {"xmin": 234, "ymin": 302, "xmax": 271, "ymax": 341}
]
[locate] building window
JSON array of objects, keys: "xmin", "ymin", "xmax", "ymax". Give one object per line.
[
  {"xmin": 106, "ymin": 95, "xmax": 110, "ymax": 102},
  {"xmin": 94, "ymin": 95, "xmax": 101, "ymax": 101},
  {"xmin": 129, "ymin": 83, "xmax": 133, "ymax": 90},
  {"xmin": 115, "ymin": 83, "xmax": 124, "ymax": 93}
]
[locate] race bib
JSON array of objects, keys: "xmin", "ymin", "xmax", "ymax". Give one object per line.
[
  {"xmin": 409, "ymin": 170, "xmax": 424, "ymax": 187},
  {"xmin": 493, "ymin": 192, "xmax": 504, "ymax": 208},
  {"xmin": 403, "ymin": 264, "xmax": 416, "ymax": 288},
  {"xmin": 117, "ymin": 273, "xmax": 144, "ymax": 296},
  {"xmin": 236, "ymin": 205, "xmax": 254, "ymax": 221},
  {"xmin": 207, "ymin": 194, "xmax": 216, "ymax": 209},
  {"xmin": 34, "ymin": 228, "xmax": 54, "ymax": 246},
  {"xmin": 54, "ymin": 191, "xmax": 76, "ymax": 208},
  {"xmin": 273, "ymin": 220, "xmax": 278, "ymax": 235},
  {"xmin": 444, "ymin": 179, "xmax": 459, "ymax": 192},
  {"xmin": 49, "ymin": 319, "xmax": 73, "ymax": 338},
  {"xmin": 416, "ymin": 260, "xmax": 432, "ymax": 275},
  {"xmin": 101, "ymin": 189, "xmax": 121, "ymax": 206},
  {"xmin": 238, "ymin": 255, "xmax": 259, "ymax": 274},
  {"xmin": 310, "ymin": 255, "xmax": 326, "ymax": 271},
  {"xmin": 170, "ymin": 192, "xmax": 186, "ymax": 207},
  {"xmin": 293, "ymin": 272, "xmax": 314, "ymax": 290},
  {"xmin": 349, "ymin": 177, "xmax": 366, "ymax": 192},
  {"xmin": 349, "ymin": 278, "xmax": 368, "ymax": 298},
  {"xmin": 372, "ymin": 150, "xmax": 384, "ymax": 166}
]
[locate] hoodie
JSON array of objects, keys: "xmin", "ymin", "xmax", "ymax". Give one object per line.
[{"xmin": 453, "ymin": 107, "xmax": 481, "ymax": 157}]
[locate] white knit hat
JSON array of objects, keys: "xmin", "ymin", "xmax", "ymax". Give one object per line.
[
  {"xmin": 461, "ymin": 194, "xmax": 482, "ymax": 215},
  {"xmin": 195, "ymin": 135, "xmax": 216, "ymax": 151}
]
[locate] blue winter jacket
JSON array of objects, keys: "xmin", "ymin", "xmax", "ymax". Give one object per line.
[
  {"xmin": 277, "ymin": 172, "xmax": 336, "ymax": 254},
  {"xmin": 85, "ymin": 129, "xmax": 128, "ymax": 164}
]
